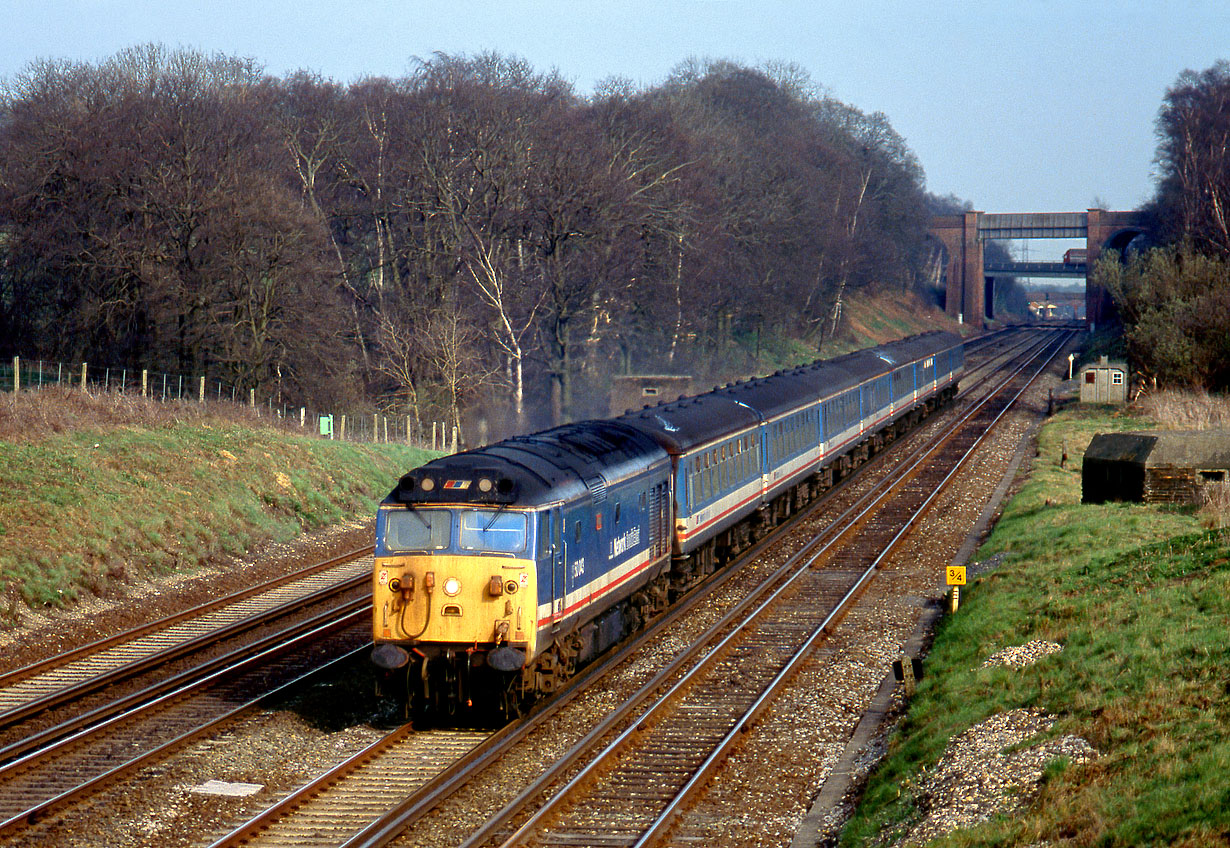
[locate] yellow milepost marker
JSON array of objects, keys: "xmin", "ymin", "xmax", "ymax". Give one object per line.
[{"xmin": 946, "ymin": 565, "xmax": 965, "ymax": 613}]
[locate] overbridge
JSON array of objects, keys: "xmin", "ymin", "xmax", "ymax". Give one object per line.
[{"xmin": 929, "ymin": 209, "xmax": 1147, "ymax": 327}]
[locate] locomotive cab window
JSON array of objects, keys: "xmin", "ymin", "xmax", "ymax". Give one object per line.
[
  {"xmin": 382, "ymin": 508, "xmax": 452, "ymax": 552},
  {"xmin": 459, "ymin": 510, "xmax": 527, "ymax": 553}
]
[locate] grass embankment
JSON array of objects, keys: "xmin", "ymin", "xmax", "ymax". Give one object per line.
[
  {"xmin": 0, "ymin": 388, "xmax": 434, "ymax": 615},
  {"xmin": 843, "ymin": 401, "xmax": 1230, "ymax": 847}
]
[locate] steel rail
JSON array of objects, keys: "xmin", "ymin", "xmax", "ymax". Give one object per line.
[
  {"xmin": 0, "ymin": 603, "xmax": 371, "ymax": 839},
  {"xmin": 628, "ymin": 330, "xmax": 1074, "ymax": 846},
  {"xmin": 0, "ymin": 552, "xmax": 372, "ymax": 731},
  {"xmin": 0, "ymin": 590, "xmax": 370, "ymax": 767},
  {"xmin": 0, "ymin": 545, "xmax": 372, "ymax": 686}
]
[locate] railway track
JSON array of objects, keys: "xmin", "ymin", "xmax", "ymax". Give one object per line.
[
  {"xmin": 0, "ymin": 548, "xmax": 372, "ymax": 734},
  {"xmin": 457, "ymin": 331, "xmax": 1072, "ymax": 848},
  {"xmin": 0, "ymin": 548, "xmax": 376, "ymax": 839},
  {"xmin": 202, "ymin": 328, "xmax": 1067, "ymax": 848}
]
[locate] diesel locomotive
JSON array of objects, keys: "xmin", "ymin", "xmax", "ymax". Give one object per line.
[{"xmin": 370, "ymin": 331, "xmax": 964, "ymax": 716}]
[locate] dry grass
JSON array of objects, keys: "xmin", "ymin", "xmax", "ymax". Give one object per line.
[
  {"xmin": 1199, "ymin": 481, "xmax": 1230, "ymax": 529},
  {"xmin": 1130, "ymin": 389, "xmax": 1230, "ymax": 528},
  {"xmin": 1133, "ymin": 388, "xmax": 1230, "ymax": 429},
  {"xmin": 0, "ymin": 386, "xmax": 282, "ymax": 443}
]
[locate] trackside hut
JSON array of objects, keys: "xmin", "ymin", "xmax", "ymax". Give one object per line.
[{"xmin": 1079, "ymin": 356, "xmax": 1129, "ymax": 404}]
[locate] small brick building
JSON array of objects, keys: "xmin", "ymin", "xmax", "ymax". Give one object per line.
[{"xmin": 1082, "ymin": 429, "xmax": 1230, "ymax": 504}]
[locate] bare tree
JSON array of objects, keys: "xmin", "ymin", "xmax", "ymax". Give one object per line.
[{"xmin": 1155, "ymin": 61, "xmax": 1230, "ymax": 256}]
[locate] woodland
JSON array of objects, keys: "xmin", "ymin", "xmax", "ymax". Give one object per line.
[
  {"xmin": 1098, "ymin": 59, "xmax": 1230, "ymax": 391},
  {"xmin": 0, "ymin": 47, "xmax": 957, "ymax": 437}
]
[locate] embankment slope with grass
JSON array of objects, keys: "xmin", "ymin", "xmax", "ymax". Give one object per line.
[
  {"xmin": 0, "ymin": 388, "xmax": 434, "ymax": 617},
  {"xmin": 842, "ymin": 395, "xmax": 1230, "ymax": 847}
]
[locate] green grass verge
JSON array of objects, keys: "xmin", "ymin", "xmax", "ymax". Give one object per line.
[
  {"xmin": 0, "ymin": 423, "xmax": 435, "ymax": 613},
  {"xmin": 841, "ymin": 404, "xmax": 1230, "ymax": 847}
]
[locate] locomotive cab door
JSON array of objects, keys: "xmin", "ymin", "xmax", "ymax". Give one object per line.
[{"xmin": 550, "ymin": 507, "xmax": 565, "ymax": 629}]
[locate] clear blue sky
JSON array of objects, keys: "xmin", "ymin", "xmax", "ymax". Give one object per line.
[{"xmin": 3, "ymin": 1, "xmax": 1227, "ymax": 219}]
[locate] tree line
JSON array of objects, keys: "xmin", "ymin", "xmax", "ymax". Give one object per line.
[
  {"xmin": 1097, "ymin": 59, "xmax": 1230, "ymax": 391},
  {"xmin": 0, "ymin": 46, "xmax": 946, "ymax": 437}
]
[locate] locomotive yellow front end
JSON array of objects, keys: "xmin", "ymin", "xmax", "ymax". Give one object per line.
[
  {"xmin": 371, "ymin": 545, "xmax": 537, "ymax": 661},
  {"xmin": 370, "ymin": 495, "xmax": 541, "ymax": 715}
]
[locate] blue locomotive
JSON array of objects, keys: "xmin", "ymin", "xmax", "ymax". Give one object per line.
[{"xmin": 370, "ymin": 331, "xmax": 964, "ymax": 715}]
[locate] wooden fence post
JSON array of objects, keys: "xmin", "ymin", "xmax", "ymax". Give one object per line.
[
  {"xmin": 340, "ymin": 414, "xmax": 346, "ymax": 441},
  {"xmin": 300, "ymin": 407, "xmax": 306, "ymax": 428},
  {"xmin": 12, "ymin": 357, "xmax": 18, "ymax": 394},
  {"xmin": 199, "ymin": 376, "xmax": 205, "ymax": 404},
  {"xmin": 141, "ymin": 369, "xmax": 148, "ymax": 398},
  {"xmin": 406, "ymin": 416, "xmax": 412, "ymax": 446},
  {"xmin": 249, "ymin": 388, "xmax": 256, "ymax": 409},
  {"xmin": 80, "ymin": 362, "xmax": 88, "ymax": 391}
]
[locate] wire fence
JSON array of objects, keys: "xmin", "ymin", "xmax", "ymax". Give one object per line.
[{"xmin": 1, "ymin": 356, "xmax": 458, "ymax": 452}]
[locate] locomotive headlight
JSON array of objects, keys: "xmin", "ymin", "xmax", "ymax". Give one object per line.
[
  {"xmin": 477, "ymin": 477, "xmax": 494, "ymax": 493},
  {"xmin": 442, "ymin": 576, "xmax": 462, "ymax": 596},
  {"xmin": 420, "ymin": 477, "xmax": 435, "ymax": 492}
]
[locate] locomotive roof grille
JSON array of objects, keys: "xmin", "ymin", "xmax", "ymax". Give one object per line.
[{"xmin": 585, "ymin": 476, "xmax": 608, "ymax": 503}]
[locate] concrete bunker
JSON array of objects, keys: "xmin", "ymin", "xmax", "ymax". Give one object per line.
[{"xmin": 1082, "ymin": 429, "xmax": 1230, "ymax": 505}]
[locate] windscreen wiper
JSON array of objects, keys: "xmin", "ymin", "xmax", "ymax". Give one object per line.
[{"xmin": 482, "ymin": 503, "xmax": 507, "ymax": 531}]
